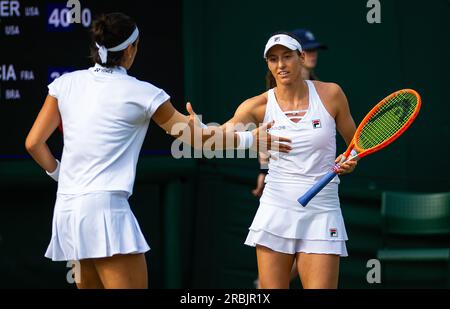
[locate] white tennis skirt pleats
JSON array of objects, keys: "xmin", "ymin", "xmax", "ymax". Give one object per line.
[{"xmin": 45, "ymin": 191, "xmax": 150, "ymax": 261}]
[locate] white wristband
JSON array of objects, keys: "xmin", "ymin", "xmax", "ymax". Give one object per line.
[
  {"xmin": 46, "ymin": 159, "xmax": 60, "ymax": 182},
  {"xmin": 236, "ymin": 131, "xmax": 253, "ymax": 149}
]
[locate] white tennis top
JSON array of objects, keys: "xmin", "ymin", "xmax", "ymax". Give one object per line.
[
  {"xmin": 265, "ymin": 80, "xmax": 339, "ymax": 185},
  {"xmin": 48, "ymin": 64, "xmax": 170, "ymax": 196},
  {"xmin": 249, "ymin": 81, "xmax": 348, "ymax": 243}
]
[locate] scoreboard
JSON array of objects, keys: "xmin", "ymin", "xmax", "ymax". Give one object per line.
[{"xmin": 0, "ymin": 0, "xmax": 183, "ymax": 158}]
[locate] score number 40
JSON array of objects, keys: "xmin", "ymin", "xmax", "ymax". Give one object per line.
[{"xmin": 48, "ymin": 6, "xmax": 91, "ymax": 29}]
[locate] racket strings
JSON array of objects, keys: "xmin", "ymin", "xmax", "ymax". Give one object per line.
[
  {"xmin": 357, "ymin": 92, "xmax": 418, "ymax": 150},
  {"xmin": 360, "ymin": 94, "xmax": 413, "ymax": 145},
  {"xmin": 361, "ymin": 101, "xmax": 407, "ymax": 144},
  {"xmin": 359, "ymin": 92, "xmax": 416, "ymax": 147}
]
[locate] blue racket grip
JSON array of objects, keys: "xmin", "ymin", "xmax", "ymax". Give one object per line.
[{"xmin": 297, "ymin": 166, "xmax": 339, "ymax": 207}]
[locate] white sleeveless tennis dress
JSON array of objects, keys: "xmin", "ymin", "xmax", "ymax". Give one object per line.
[
  {"xmin": 245, "ymin": 80, "xmax": 348, "ymax": 256},
  {"xmin": 44, "ymin": 64, "xmax": 169, "ymax": 261}
]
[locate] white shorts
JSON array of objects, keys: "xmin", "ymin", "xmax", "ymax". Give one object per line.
[
  {"xmin": 245, "ymin": 230, "xmax": 348, "ymax": 256},
  {"xmin": 45, "ymin": 191, "xmax": 150, "ymax": 261}
]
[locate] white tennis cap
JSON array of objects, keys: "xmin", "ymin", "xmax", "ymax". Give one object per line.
[{"xmin": 263, "ymin": 34, "xmax": 303, "ymax": 59}]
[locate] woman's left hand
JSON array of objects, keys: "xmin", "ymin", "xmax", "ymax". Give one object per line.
[{"xmin": 335, "ymin": 154, "xmax": 358, "ymax": 175}]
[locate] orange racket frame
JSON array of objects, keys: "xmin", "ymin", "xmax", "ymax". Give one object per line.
[
  {"xmin": 298, "ymin": 89, "xmax": 422, "ymax": 207},
  {"xmin": 343, "ymin": 89, "xmax": 422, "ymax": 160}
]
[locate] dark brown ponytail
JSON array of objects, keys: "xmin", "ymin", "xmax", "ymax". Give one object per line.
[{"xmin": 90, "ymin": 12, "xmax": 137, "ymax": 67}]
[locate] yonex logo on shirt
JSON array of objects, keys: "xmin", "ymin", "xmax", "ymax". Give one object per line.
[{"xmin": 94, "ymin": 68, "xmax": 114, "ymax": 74}]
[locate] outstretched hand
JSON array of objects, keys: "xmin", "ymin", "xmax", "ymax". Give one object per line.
[
  {"xmin": 251, "ymin": 121, "xmax": 292, "ymax": 153},
  {"xmin": 185, "ymin": 101, "xmax": 207, "ymax": 133},
  {"xmin": 186, "ymin": 102, "xmax": 194, "ymax": 116},
  {"xmin": 186, "ymin": 102, "xmax": 199, "ymax": 126}
]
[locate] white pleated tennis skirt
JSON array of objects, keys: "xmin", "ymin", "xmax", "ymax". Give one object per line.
[
  {"xmin": 245, "ymin": 181, "xmax": 348, "ymax": 257},
  {"xmin": 45, "ymin": 191, "xmax": 150, "ymax": 261}
]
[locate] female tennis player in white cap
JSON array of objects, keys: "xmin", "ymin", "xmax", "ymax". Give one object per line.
[
  {"xmin": 25, "ymin": 13, "xmax": 290, "ymax": 289},
  {"xmin": 252, "ymin": 28, "xmax": 330, "ymax": 289},
  {"xmin": 232, "ymin": 32, "xmax": 358, "ymax": 289}
]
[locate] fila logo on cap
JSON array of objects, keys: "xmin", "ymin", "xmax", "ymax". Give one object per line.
[{"xmin": 274, "ymin": 36, "xmax": 280, "ymax": 42}]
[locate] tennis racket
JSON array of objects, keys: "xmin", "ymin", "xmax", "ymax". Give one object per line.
[{"xmin": 298, "ymin": 89, "xmax": 422, "ymax": 207}]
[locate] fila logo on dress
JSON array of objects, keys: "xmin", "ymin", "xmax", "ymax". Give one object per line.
[
  {"xmin": 330, "ymin": 228, "xmax": 338, "ymax": 237},
  {"xmin": 312, "ymin": 119, "xmax": 322, "ymax": 129}
]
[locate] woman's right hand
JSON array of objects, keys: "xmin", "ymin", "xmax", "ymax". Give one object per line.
[{"xmin": 251, "ymin": 121, "xmax": 292, "ymax": 153}]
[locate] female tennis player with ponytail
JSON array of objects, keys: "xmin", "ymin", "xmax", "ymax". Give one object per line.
[
  {"xmin": 25, "ymin": 13, "xmax": 290, "ymax": 289},
  {"xmin": 240, "ymin": 32, "xmax": 358, "ymax": 289}
]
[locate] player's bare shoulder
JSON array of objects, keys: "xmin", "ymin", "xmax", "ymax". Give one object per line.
[
  {"xmin": 312, "ymin": 81, "xmax": 347, "ymax": 118},
  {"xmin": 312, "ymin": 81, "xmax": 344, "ymax": 100}
]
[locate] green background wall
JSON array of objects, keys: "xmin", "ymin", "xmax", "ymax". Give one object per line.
[{"xmin": 0, "ymin": 0, "xmax": 448, "ymax": 288}]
